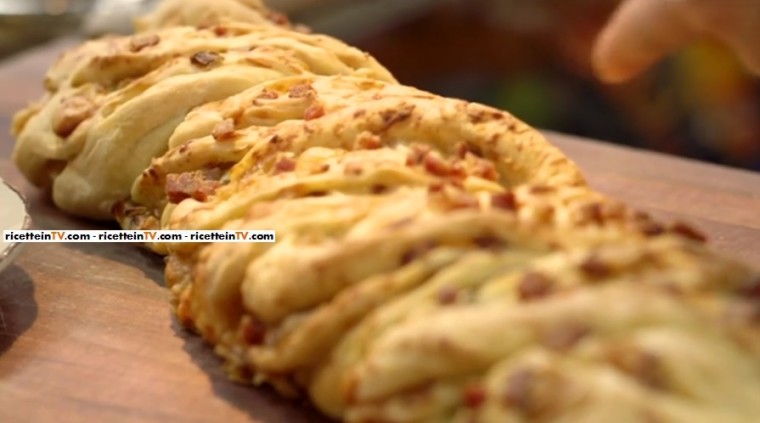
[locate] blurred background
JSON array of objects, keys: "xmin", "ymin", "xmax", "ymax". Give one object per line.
[{"xmin": 2, "ymin": 0, "xmax": 759, "ymax": 171}]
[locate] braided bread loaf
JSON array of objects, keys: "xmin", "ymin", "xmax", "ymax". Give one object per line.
[
  {"xmin": 118, "ymin": 75, "xmax": 584, "ymax": 250},
  {"xmin": 12, "ymin": 21, "xmax": 394, "ymax": 218},
  {"xmin": 10, "ymin": 1, "xmax": 760, "ymax": 422}
]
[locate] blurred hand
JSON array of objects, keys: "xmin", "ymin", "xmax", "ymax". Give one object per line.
[{"xmin": 593, "ymin": 0, "xmax": 760, "ymax": 83}]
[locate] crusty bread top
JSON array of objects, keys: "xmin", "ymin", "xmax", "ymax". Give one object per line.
[
  {"xmin": 127, "ymin": 75, "xmax": 584, "ymax": 230},
  {"xmin": 12, "ymin": 25, "xmax": 395, "ymax": 219},
  {"xmin": 10, "ymin": 2, "xmax": 760, "ymax": 422}
]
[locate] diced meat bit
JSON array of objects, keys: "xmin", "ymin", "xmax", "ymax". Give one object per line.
[
  {"xmin": 133, "ymin": 213, "xmax": 159, "ymax": 233},
  {"xmin": 427, "ymin": 182, "xmax": 445, "ymax": 193},
  {"xmin": 230, "ymin": 106, "xmax": 245, "ymax": 121},
  {"xmin": 452, "ymin": 180, "xmax": 467, "ymax": 190},
  {"xmin": 467, "ymin": 109, "xmax": 490, "ymax": 124},
  {"xmin": 449, "ymin": 162, "xmax": 468, "ymax": 179},
  {"xmin": 315, "ymin": 163, "xmax": 330, "ymax": 174},
  {"xmin": 303, "ymin": 103, "xmax": 326, "ymax": 120},
  {"xmin": 378, "ymin": 105, "xmax": 415, "ymax": 132},
  {"xmin": 503, "ymin": 368, "xmax": 540, "ymax": 417},
  {"xmin": 458, "ymin": 141, "xmax": 484, "ymax": 158},
  {"xmin": 141, "ymin": 167, "xmax": 160, "ymax": 182},
  {"xmin": 267, "ymin": 11, "xmax": 291, "ymax": 26},
  {"xmin": 581, "ymin": 203, "xmax": 604, "ymax": 225},
  {"xmin": 129, "ymin": 34, "xmax": 160, "ymax": 52},
  {"xmin": 738, "ymin": 278, "xmax": 760, "ymax": 300},
  {"xmin": 473, "ymin": 235, "xmax": 506, "ymax": 249},
  {"xmin": 149, "ymin": 167, "xmax": 160, "ymax": 179},
  {"xmin": 165, "ymin": 171, "xmax": 221, "ymax": 203},
  {"xmin": 240, "ymin": 315, "xmax": 267, "ymax": 346},
  {"xmin": 307, "ymin": 191, "xmax": 328, "ymax": 197},
  {"xmin": 535, "ymin": 205, "xmax": 556, "ymax": 222},
  {"xmin": 669, "ymin": 221, "xmax": 708, "ymax": 243},
  {"xmin": 190, "ymin": 51, "xmax": 221, "ymax": 67},
  {"xmin": 579, "ymin": 254, "xmax": 613, "ymax": 279},
  {"xmin": 424, "ymin": 153, "xmax": 453, "ymax": 177},
  {"xmin": 640, "ymin": 220, "xmax": 666, "ymax": 237},
  {"xmin": 583, "ymin": 202, "xmax": 628, "ymax": 224},
  {"xmin": 356, "ymin": 132, "xmax": 382, "ymax": 150},
  {"xmin": 213, "ymin": 26, "xmax": 228, "ymax": 36},
  {"xmin": 111, "ymin": 201, "xmax": 126, "ymax": 218},
  {"xmin": 53, "ymin": 96, "xmax": 96, "ymax": 137},
  {"xmin": 343, "ymin": 162, "xmax": 363, "ymax": 176},
  {"xmin": 462, "ymin": 384, "xmax": 487, "ymax": 408},
  {"xmin": 472, "ymin": 160, "xmax": 498, "ymax": 180},
  {"xmin": 257, "ymin": 89, "xmax": 279, "ymax": 100},
  {"xmin": 529, "ymin": 185, "xmax": 555, "ymax": 194},
  {"xmin": 371, "ymin": 184, "xmax": 387, "ymax": 194},
  {"xmin": 491, "ymin": 192, "xmax": 518, "ymax": 211},
  {"xmin": 608, "ymin": 348, "xmax": 665, "ymax": 390},
  {"xmin": 465, "ymin": 108, "xmax": 505, "ymax": 124},
  {"xmin": 288, "ymin": 83, "xmax": 314, "ymax": 98},
  {"xmin": 517, "ymin": 272, "xmax": 554, "ymax": 301},
  {"xmin": 455, "ymin": 142, "xmax": 469, "ymax": 159},
  {"xmin": 400, "ymin": 240, "xmax": 437, "ymax": 265},
  {"xmin": 211, "ymin": 118, "xmax": 236, "ymax": 141},
  {"xmin": 438, "ymin": 286, "xmax": 459, "ymax": 305},
  {"xmin": 543, "ymin": 322, "xmax": 590, "ymax": 351},
  {"xmin": 603, "ymin": 202, "xmax": 627, "ymax": 219},
  {"xmin": 274, "ymin": 157, "xmax": 296, "ymax": 173},
  {"xmin": 406, "ymin": 144, "xmax": 432, "ymax": 166}
]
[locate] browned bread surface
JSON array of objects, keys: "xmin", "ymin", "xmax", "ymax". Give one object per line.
[{"xmin": 9, "ymin": 1, "xmax": 760, "ymax": 422}]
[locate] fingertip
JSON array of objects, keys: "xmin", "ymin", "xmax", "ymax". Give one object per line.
[
  {"xmin": 592, "ymin": 27, "xmax": 637, "ymax": 84},
  {"xmin": 591, "ymin": 0, "xmax": 697, "ymax": 84}
]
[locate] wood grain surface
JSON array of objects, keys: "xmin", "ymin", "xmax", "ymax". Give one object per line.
[{"xmin": 1, "ymin": 39, "xmax": 759, "ymax": 423}]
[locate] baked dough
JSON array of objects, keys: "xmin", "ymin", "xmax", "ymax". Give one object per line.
[
  {"xmin": 176, "ymin": 180, "xmax": 760, "ymax": 422},
  {"xmin": 10, "ymin": 0, "xmax": 760, "ymax": 422},
  {"xmin": 151, "ymin": 82, "xmax": 757, "ymax": 421},
  {"xmin": 121, "ymin": 75, "xmax": 585, "ymax": 251},
  {"xmin": 12, "ymin": 23, "xmax": 394, "ymax": 219}
]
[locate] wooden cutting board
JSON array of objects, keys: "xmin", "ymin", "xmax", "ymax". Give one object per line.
[{"xmin": 1, "ymin": 39, "xmax": 759, "ymax": 423}]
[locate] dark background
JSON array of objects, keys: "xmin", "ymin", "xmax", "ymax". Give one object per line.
[{"xmin": 335, "ymin": 0, "xmax": 760, "ymax": 171}]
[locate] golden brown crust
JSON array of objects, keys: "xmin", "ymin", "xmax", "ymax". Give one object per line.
[
  {"xmin": 126, "ymin": 75, "xmax": 584, "ymax": 246},
  {"xmin": 12, "ymin": 25, "xmax": 394, "ymax": 219},
  {"xmin": 9, "ymin": 1, "xmax": 760, "ymax": 422},
  {"xmin": 180, "ymin": 179, "xmax": 759, "ymax": 422}
]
